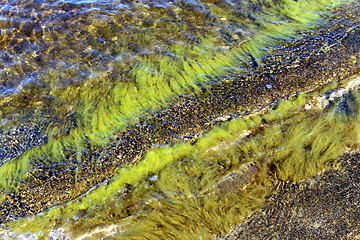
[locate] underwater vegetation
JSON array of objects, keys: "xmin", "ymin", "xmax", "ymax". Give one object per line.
[
  {"xmin": 224, "ymin": 150, "xmax": 360, "ymax": 239},
  {"xmin": 0, "ymin": 0, "xmax": 352, "ymax": 169},
  {"xmin": 6, "ymin": 74, "xmax": 360, "ymax": 239},
  {"xmin": 1, "ymin": 0, "xmax": 360, "ymax": 239}
]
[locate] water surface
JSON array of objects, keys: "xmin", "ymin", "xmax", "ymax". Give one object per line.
[{"xmin": 1, "ymin": 0, "xmax": 360, "ymax": 239}]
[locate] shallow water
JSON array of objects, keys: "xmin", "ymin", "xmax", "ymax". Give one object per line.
[
  {"xmin": 0, "ymin": 0, "xmax": 290, "ymax": 164},
  {"xmin": 1, "ymin": 0, "xmax": 360, "ymax": 239},
  {"xmin": 0, "ymin": 0, "xmax": 248, "ymax": 107}
]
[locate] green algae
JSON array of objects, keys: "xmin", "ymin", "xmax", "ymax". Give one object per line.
[
  {"xmin": 0, "ymin": 0, "xmax": 351, "ymax": 191},
  {"xmin": 7, "ymin": 73, "xmax": 360, "ymax": 238}
]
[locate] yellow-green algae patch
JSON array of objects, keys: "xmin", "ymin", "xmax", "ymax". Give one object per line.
[
  {"xmin": 0, "ymin": 0, "xmax": 351, "ymax": 190},
  {"xmin": 7, "ymin": 74, "xmax": 360, "ymax": 239}
]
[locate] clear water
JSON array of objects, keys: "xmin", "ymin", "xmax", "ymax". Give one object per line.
[{"xmin": 0, "ymin": 0, "xmax": 359, "ymax": 239}]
